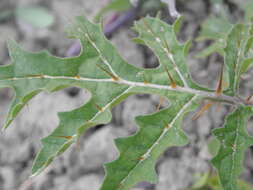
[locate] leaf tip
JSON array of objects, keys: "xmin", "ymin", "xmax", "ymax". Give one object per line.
[
  {"xmin": 173, "ymin": 15, "xmax": 184, "ymax": 34},
  {"xmin": 2, "ymin": 118, "xmax": 13, "ymax": 131}
]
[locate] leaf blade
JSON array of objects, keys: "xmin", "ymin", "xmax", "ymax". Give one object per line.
[
  {"xmin": 101, "ymin": 94, "xmax": 200, "ymax": 190},
  {"xmin": 211, "ymin": 106, "xmax": 253, "ymax": 190}
]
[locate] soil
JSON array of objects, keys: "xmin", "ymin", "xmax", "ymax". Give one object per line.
[{"xmin": 0, "ymin": 0, "xmax": 252, "ymax": 190}]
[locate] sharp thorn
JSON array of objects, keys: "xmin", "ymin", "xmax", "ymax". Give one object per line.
[
  {"xmin": 96, "ymin": 64, "xmax": 118, "ymax": 81},
  {"xmin": 164, "ymin": 66, "xmax": 177, "ymax": 88},
  {"xmin": 75, "ymin": 75, "xmax": 81, "ymax": 79},
  {"xmin": 156, "ymin": 97, "xmax": 165, "ymax": 111},
  {"xmin": 216, "ymin": 64, "xmax": 224, "ymax": 96},
  {"xmin": 192, "ymin": 102, "xmax": 213, "ymax": 120},
  {"xmin": 94, "ymin": 103, "xmax": 103, "ymax": 112},
  {"xmin": 56, "ymin": 136, "xmax": 73, "ymax": 140}
]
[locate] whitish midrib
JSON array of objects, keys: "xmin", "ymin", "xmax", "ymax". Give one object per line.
[
  {"xmin": 31, "ymin": 86, "xmax": 133, "ymax": 177},
  {"xmin": 118, "ymin": 95, "xmax": 198, "ymax": 187},
  {"xmin": 0, "ymin": 75, "xmax": 239, "ymax": 105}
]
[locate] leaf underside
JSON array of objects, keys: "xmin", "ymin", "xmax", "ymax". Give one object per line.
[{"xmin": 1, "ymin": 15, "xmax": 253, "ymax": 190}]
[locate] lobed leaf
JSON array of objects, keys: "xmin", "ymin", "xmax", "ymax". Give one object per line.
[
  {"xmin": 199, "ymin": 19, "xmax": 253, "ymax": 95},
  {"xmin": 1, "ymin": 15, "xmax": 199, "ymax": 178},
  {"xmin": 5, "ymin": 39, "xmax": 133, "ymax": 176},
  {"xmin": 241, "ymin": 0, "xmax": 253, "ymax": 22},
  {"xmin": 195, "ymin": 41, "xmax": 225, "ymax": 58},
  {"xmin": 224, "ymin": 24, "xmax": 253, "ymax": 95},
  {"xmin": 133, "ymin": 16, "xmax": 191, "ymax": 87},
  {"xmin": 102, "ymin": 94, "xmax": 199, "ymax": 190},
  {"xmin": 2, "ymin": 13, "xmax": 252, "ymax": 190},
  {"xmin": 197, "ymin": 8, "xmax": 253, "ymax": 95},
  {"xmin": 1, "ymin": 16, "xmax": 144, "ymax": 176},
  {"xmin": 197, "ymin": 16, "xmax": 232, "ymax": 42},
  {"xmin": 196, "ymin": 0, "xmax": 232, "ymax": 58},
  {"xmin": 211, "ymin": 106, "xmax": 253, "ymax": 190},
  {"xmin": 196, "ymin": 15, "xmax": 231, "ymax": 57},
  {"xmin": 133, "ymin": 16, "xmax": 211, "ymax": 91}
]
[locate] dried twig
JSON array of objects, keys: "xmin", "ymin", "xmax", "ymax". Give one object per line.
[{"xmin": 161, "ymin": 0, "xmax": 181, "ymax": 18}]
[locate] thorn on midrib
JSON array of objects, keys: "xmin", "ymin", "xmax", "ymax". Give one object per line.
[
  {"xmin": 94, "ymin": 103, "xmax": 104, "ymax": 112},
  {"xmin": 164, "ymin": 66, "xmax": 177, "ymax": 88},
  {"xmin": 216, "ymin": 64, "xmax": 224, "ymax": 96},
  {"xmin": 192, "ymin": 101, "xmax": 214, "ymax": 120},
  {"xmin": 156, "ymin": 97, "xmax": 165, "ymax": 111},
  {"xmin": 96, "ymin": 64, "xmax": 119, "ymax": 81},
  {"xmin": 56, "ymin": 136, "xmax": 73, "ymax": 140}
]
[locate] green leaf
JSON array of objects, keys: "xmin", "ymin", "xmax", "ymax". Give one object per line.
[
  {"xmin": 102, "ymin": 94, "xmax": 199, "ymax": 190},
  {"xmin": 15, "ymin": 6, "xmax": 55, "ymax": 28},
  {"xmin": 224, "ymin": 24, "xmax": 244, "ymax": 95},
  {"xmin": 2, "ymin": 14, "xmax": 252, "ymax": 190},
  {"xmin": 1, "ymin": 15, "xmax": 202, "ymax": 178},
  {"xmin": 224, "ymin": 24, "xmax": 253, "ymax": 95},
  {"xmin": 4, "ymin": 16, "xmax": 141, "ymax": 175},
  {"xmin": 245, "ymin": 36, "xmax": 253, "ymax": 56},
  {"xmin": 133, "ymin": 16, "xmax": 209, "ymax": 91},
  {"xmin": 197, "ymin": 11, "xmax": 253, "ymax": 95},
  {"xmin": 242, "ymin": 0, "xmax": 253, "ymax": 22},
  {"xmin": 240, "ymin": 58, "xmax": 253, "ymax": 74},
  {"xmin": 239, "ymin": 35, "xmax": 253, "ymax": 74},
  {"xmin": 197, "ymin": 16, "xmax": 232, "ymax": 41},
  {"xmin": 133, "ymin": 16, "xmax": 191, "ymax": 87},
  {"xmin": 208, "ymin": 137, "xmax": 220, "ymax": 157},
  {"xmin": 196, "ymin": 16, "xmax": 232, "ymax": 59},
  {"xmin": 195, "ymin": 41, "xmax": 225, "ymax": 58},
  {"xmin": 211, "ymin": 106, "xmax": 253, "ymax": 190}
]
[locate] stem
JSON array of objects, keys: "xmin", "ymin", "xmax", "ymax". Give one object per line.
[
  {"xmin": 2, "ymin": 75, "xmax": 251, "ymax": 107},
  {"xmin": 117, "ymin": 78, "xmax": 247, "ymax": 106}
]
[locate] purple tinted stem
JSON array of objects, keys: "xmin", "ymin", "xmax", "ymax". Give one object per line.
[{"xmin": 104, "ymin": 7, "xmax": 137, "ymax": 37}]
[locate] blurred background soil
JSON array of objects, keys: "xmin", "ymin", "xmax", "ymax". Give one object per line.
[{"xmin": 0, "ymin": 0, "xmax": 252, "ymax": 190}]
